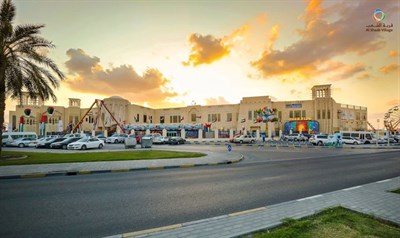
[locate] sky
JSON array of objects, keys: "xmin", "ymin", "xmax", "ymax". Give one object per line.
[{"xmin": 5, "ymin": 0, "xmax": 400, "ymax": 129}]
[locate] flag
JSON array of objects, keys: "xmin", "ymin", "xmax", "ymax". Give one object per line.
[
  {"xmin": 160, "ymin": 116, "xmax": 165, "ymax": 124},
  {"xmin": 241, "ymin": 118, "xmax": 246, "ymax": 123},
  {"xmin": 180, "ymin": 116, "xmax": 184, "ymax": 122}
]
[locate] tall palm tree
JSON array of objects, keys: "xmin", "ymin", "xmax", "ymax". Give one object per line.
[{"xmin": 0, "ymin": 0, "xmax": 64, "ymax": 154}]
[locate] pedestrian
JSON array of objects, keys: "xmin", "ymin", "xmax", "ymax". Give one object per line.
[{"xmin": 262, "ymin": 133, "xmax": 266, "ymax": 143}]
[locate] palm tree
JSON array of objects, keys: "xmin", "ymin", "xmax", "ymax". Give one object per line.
[{"xmin": 0, "ymin": 0, "xmax": 64, "ymax": 154}]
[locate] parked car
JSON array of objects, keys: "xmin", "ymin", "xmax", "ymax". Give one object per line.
[
  {"xmin": 153, "ymin": 136, "xmax": 168, "ymax": 144},
  {"xmin": 36, "ymin": 137, "xmax": 66, "ymax": 148},
  {"xmin": 229, "ymin": 135, "xmax": 240, "ymax": 143},
  {"xmin": 283, "ymin": 133, "xmax": 306, "ymax": 141},
  {"xmin": 6, "ymin": 137, "xmax": 37, "ymax": 148},
  {"xmin": 342, "ymin": 136, "xmax": 361, "ymax": 145},
  {"xmin": 105, "ymin": 134, "xmax": 128, "ymax": 143},
  {"xmin": 50, "ymin": 137, "xmax": 82, "ymax": 149},
  {"xmin": 233, "ymin": 135, "xmax": 255, "ymax": 144},
  {"xmin": 168, "ymin": 136, "xmax": 186, "ymax": 145},
  {"xmin": 68, "ymin": 137, "xmax": 104, "ymax": 150},
  {"xmin": 309, "ymin": 134, "xmax": 329, "ymax": 146}
]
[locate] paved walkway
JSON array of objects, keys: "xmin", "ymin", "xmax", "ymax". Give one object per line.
[
  {"xmin": 0, "ymin": 151, "xmax": 243, "ymax": 179},
  {"xmin": 106, "ymin": 177, "xmax": 400, "ymax": 238}
]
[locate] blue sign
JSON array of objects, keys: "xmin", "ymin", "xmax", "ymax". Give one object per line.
[{"xmin": 227, "ymin": 144, "xmax": 232, "ymax": 152}]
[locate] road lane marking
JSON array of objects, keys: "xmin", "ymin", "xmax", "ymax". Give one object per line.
[
  {"xmin": 296, "ymin": 195, "xmax": 323, "ymax": 202},
  {"xmin": 122, "ymin": 224, "xmax": 182, "ymax": 237},
  {"xmin": 228, "ymin": 207, "xmax": 266, "ymax": 217},
  {"xmin": 376, "ymin": 179, "xmax": 392, "ymax": 183},
  {"xmin": 343, "ymin": 186, "xmax": 362, "ymax": 191}
]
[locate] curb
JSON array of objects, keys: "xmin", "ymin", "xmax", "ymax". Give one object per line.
[
  {"xmin": 191, "ymin": 142, "xmax": 400, "ymax": 150},
  {"xmin": 0, "ymin": 155, "xmax": 244, "ymax": 180}
]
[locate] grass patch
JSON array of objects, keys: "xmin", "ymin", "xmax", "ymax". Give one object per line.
[
  {"xmin": 0, "ymin": 150, "xmax": 206, "ymax": 166},
  {"xmin": 391, "ymin": 188, "xmax": 400, "ymax": 194},
  {"xmin": 249, "ymin": 207, "xmax": 400, "ymax": 238}
]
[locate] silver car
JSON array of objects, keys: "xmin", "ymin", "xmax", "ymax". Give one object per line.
[{"xmin": 233, "ymin": 135, "xmax": 255, "ymax": 144}]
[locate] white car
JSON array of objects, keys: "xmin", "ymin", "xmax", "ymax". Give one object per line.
[
  {"xmin": 68, "ymin": 137, "xmax": 104, "ymax": 150},
  {"xmin": 105, "ymin": 134, "xmax": 128, "ymax": 143},
  {"xmin": 153, "ymin": 136, "xmax": 168, "ymax": 144},
  {"xmin": 342, "ymin": 136, "xmax": 361, "ymax": 145},
  {"xmin": 233, "ymin": 135, "xmax": 255, "ymax": 144},
  {"xmin": 6, "ymin": 137, "xmax": 37, "ymax": 148}
]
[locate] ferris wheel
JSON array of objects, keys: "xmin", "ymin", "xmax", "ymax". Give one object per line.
[{"xmin": 384, "ymin": 105, "xmax": 400, "ymax": 132}]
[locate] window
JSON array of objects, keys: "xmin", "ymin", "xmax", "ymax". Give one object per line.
[
  {"xmin": 294, "ymin": 110, "xmax": 301, "ymax": 118},
  {"xmin": 248, "ymin": 111, "xmax": 252, "ymax": 120},
  {"xmin": 327, "ymin": 110, "xmax": 331, "ymax": 119},
  {"xmin": 322, "ymin": 110, "xmax": 326, "ymax": 119},
  {"xmin": 160, "ymin": 116, "xmax": 165, "ymax": 124},
  {"xmin": 170, "ymin": 115, "xmax": 179, "ymax": 123},
  {"xmin": 136, "ymin": 114, "xmax": 140, "ymax": 122},
  {"xmin": 253, "ymin": 111, "xmax": 258, "ymax": 119},
  {"xmin": 143, "ymin": 115, "xmax": 147, "ymax": 123},
  {"xmin": 302, "ymin": 110, "xmax": 306, "ymax": 117},
  {"xmin": 191, "ymin": 114, "xmax": 196, "ymax": 122},
  {"xmin": 317, "ymin": 110, "xmax": 321, "ymax": 119},
  {"xmin": 208, "ymin": 114, "xmax": 220, "ymax": 122},
  {"xmin": 289, "ymin": 111, "xmax": 294, "ymax": 118},
  {"xmin": 226, "ymin": 113, "xmax": 232, "ymax": 122}
]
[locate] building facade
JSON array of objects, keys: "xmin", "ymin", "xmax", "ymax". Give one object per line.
[{"xmin": 8, "ymin": 85, "xmax": 368, "ymax": 138}]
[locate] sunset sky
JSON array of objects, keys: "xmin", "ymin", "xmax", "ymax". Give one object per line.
[{"xmin": 6, "ymin": 0, "xmax": 400, "ymax": 129}]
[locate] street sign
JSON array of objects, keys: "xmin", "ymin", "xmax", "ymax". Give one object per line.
[{"xmin": 227, "ymin": 144, "xmax": 232, "ymax": 152}]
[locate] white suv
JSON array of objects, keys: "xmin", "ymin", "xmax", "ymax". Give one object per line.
[
  {"xmin": 309, "ymin": 134, "xmax": 329, "ymax": 146},
  {"xmin": 105, "ymin": 134, "xmax": 128, "ymax": 143}
]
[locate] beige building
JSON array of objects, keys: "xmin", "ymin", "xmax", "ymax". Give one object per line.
[{"xmin": 8, "ymin": 84, "xmax": 367, "ymax": 138}]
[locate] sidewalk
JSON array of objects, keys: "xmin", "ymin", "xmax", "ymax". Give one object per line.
[
  {"xmin": 106, "ymin": 177, "xmax": 400, "ymax": 238},
  {"xmin": 0, "ymin": 151, "xmax": 243, "ymax": 179}
]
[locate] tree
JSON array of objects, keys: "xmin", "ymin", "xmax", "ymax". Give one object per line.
[{"xmin": 0, "ymin": 0, "xmax": 64, "ymax": 155}]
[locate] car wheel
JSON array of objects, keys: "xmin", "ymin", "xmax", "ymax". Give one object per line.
[
  {"xmin": 317, "ymin": 141, "xmax": 323, "ymax": 146},
  {"xmin": 240, "ymin": 140, "xmax": 243, "ymax": 144},
  {"xmin": 81, "ymin": 145, "xmax": 87, "ymax": 150},
  {"xmin": 98, "ymin": 144, "xmax": 103, "ymax": 149},
  {"xmin": 365, "ymin": 141, "xmax": 370, "ymax": 144},
  {"xmin": 251, "ymin": 140, "xmax": 254, "ymax": 143},
  {"xmin": 18, "ymin": 143, "xmax": 24, "ymax": 148},
  {"xmin": 114, "ymin": 139, "xmax": 118, "ymax": 143},
  {"xmin": 62, "ymin": 144, "xmax": 67, "ymax": 150},
  {"xmin": 353, "ymin": 142, "xmax": 357, "ymax": 145}
]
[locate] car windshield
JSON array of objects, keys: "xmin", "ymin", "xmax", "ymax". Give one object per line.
[{"xmin": 77, "ymin": 138, "xmax": 89, "ymax": 142}]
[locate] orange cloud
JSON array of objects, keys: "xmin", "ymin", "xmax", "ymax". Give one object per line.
[
  {"xmin": 389, "ymin": 50, "xmax": 399, "ymax": 57},
  {"xmin": 204, "ymin": 97, "xmax": 231, "ymax": 105},
  {"xmin": 379, "ymin": 63, "xmax": 399, "ymax": 74},
  {"xmin": 387, "ymin": 99, "xmax": 399, "ymax": 106},
  {"xmin": 251, "ymin": 0, "xmax": 396, "ymax": 79},
  {"xmin": 64, "ymin": 48, "xmax": 181, "ymax": 108},
  {"xmin": 182, "ymin": 34, "xmax": 230, "ymax": 66},
  {"xmin": 268, "ymin": 25, "xmax": 280, "ymax": 50}
]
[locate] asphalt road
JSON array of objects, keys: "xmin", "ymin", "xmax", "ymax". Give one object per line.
[{"xmin": 0, "ymin": 148, "xmax": 399, "ymax": 238}]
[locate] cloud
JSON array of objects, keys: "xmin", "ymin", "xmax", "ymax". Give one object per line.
[
  {"xmin": 204, "ymin": 97, "xmax": 231, "ymax": 105},
  {"xmin": 182, "ymin": 34, "xmax": 230, "ymax": 66},
  {"xmin": 251, "ymin": 0, "xmax": 398, "ymax": 79},
  {"xmin": 65, "ymin": 48, "xmax": 101, "ymax": 75},
  {"xmin": 387, "ymin": 99, "xmax": 399, "ymax": 106},
  {"xmin": 379, "ymin": 63, "xmax": 399, "ymax": 74},
  {"xmin": 64, "ymin": 48, "xmax": 181, "ymax": 108},
  {"xmin": 327, "ymin": 62, "xmax": 366, "ymax": 81},
  {"xmin": 389, "ymin": 50, "xmax": 399, "ymax": 57}
]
